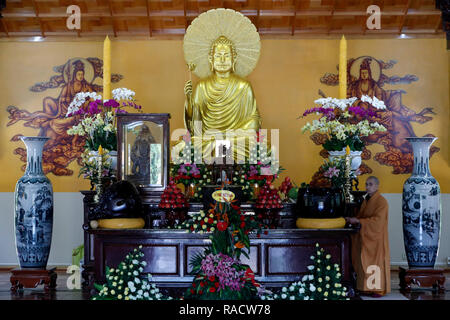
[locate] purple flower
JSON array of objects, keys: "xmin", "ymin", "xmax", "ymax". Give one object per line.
[
  {"xmin": 303, "ymin": 107, "xmax": 336, "ymax": 120},
  {"xmin": 104, "ymin": 99, "xmax": 120, "ymax": 108},
  {"xmin": 324, "ymin": 167, "xmax": 340, "ymax": 178},
  {"xmin": 249, "ymin": 165, "xmax": 258, "ymax": 177},
  {"xmin": 88, "ymin": 101, "xmax": 101, "ymax": 115},
  {"xmin": 115, "ymin": 109, "xmax": 128, "ymax": 114},
  {"xmin": 348, "ymin": 106, "xmax": 377, "ymax": 119},
  {"xmin": 178, "ymin": 164, "xmax": 188, "ymax": 174}
]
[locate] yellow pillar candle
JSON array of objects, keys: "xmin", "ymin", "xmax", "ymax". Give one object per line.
[
  {"xmin": 346, "ymin": 145, "xmax": 350, "ymax": 155},
  {"xmin": 339, "ymin": 35, "xmax": 347, "ymax": 100},
  {"xmin": 103, "ymin": 36, "xmax": 111, "ymax": 101},
  {"xmin": 98, "ymin": 145, "xmax": 104, "ymax": 156}
]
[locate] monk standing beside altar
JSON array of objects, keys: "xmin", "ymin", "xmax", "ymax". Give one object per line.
[{"xmin": 346, "ymin": 176, "xmax": 391, "ymax": 297}]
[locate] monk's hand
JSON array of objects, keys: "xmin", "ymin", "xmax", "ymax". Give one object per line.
[{"xmin": 184, "ymin": 80, "xmax": 193, "ymax": 98}]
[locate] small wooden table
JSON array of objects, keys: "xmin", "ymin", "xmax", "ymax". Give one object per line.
[
  {"xmin": 399, "ymin": 267, "xmax": 445, "ymax": 293},
  {"xmin": 10, "ymin": 268, "xmax": 57, "ymax": 292}
]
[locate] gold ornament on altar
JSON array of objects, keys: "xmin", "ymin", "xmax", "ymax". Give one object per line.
[{"xmin": 182, "ymin": 8, "xmax": 263, "ymax": 161}]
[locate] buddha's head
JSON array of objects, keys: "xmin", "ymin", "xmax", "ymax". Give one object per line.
[
  {"xmin": 208, "ymin": 36, "xmax": 237, "ymax": 75},
  {"xmin": 72, "ymin": 60, "xmax": 86, "ymax": 82},
  {"xmin": 359, "ymin": 58, "xmax": 373, "ymax": 81}
]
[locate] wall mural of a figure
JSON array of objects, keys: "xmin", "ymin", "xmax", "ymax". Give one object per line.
[
  {"xmin": 6, "ymin": 57, "xmax": 123, "ymax": 176},
  {"xmin": 311, "ymin": 56, "xmax": 439, "ymax": 186}
]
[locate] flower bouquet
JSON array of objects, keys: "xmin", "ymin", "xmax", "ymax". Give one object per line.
[
  {"xmin": 321, "ymin": 157, "xmax": 357, "ymax": 189},
  {"xmin": 184, "ymin": 253, "xmax": 261, "ymax": 300},
  {"xmin": 66, "ymin": 88, "xmax": 142, "ymax": 185},
  {"xmin": 301, "ymin": 96, "xmax": 387, "ymax": 152}
]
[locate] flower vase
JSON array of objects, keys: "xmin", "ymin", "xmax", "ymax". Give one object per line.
[
  {"xmin": 402, "ymin": 137, "xmax": 441, "ymax": 268},
  {"xmin": 328, "ymin": 148, "xmax": 362, "ymax": 171},
  {"xmin": 14, "ymin": 137, "xmax": 53, "ymax": 268}
]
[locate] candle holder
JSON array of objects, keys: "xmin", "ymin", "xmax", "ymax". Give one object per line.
[{"xmin": 343, "ymin": 150, "xmax": 355, "ymax": 204}]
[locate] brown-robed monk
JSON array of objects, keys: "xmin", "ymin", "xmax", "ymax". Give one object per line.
[{"xmin": 346, "ymin": 176, "xmax": 391, "ymax": 297}]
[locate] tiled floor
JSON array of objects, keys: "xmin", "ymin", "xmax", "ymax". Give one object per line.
[{"xmin": 0, "ymin": 269, "xmax": 449, "ymax": 300}]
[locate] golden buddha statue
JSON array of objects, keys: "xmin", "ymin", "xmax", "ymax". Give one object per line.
[{"xmin": 181, "ymin": 9, "xmax": 263, "ymax": 163}]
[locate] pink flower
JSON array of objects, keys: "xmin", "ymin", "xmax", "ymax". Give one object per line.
[{"xmin": 324, "ymin": 167, "xmax": 340, "ymax": 178}]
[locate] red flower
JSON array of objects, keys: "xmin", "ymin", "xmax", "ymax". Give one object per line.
[
  {"xmin": 264, "ymin": 230, "xmax": 268, "ymax": 235},
  {"xmin": 217, "ymin": 221, "xmax": 228, "ymax": 231},
  {"xmin": 200, "ymin": 282, "xmax": 205, "ymax": 287},
  {"xmin": 240, "ymin": 215, "xmax": 245, "ymax": 221},
  {"xmin": 257, "ymin": 233, "xmax": 261, "ymax": 238},
  {"xmin": 214, "ymin": 282, "xmax": 220, "ymax": 288},
  {"xmin": 200, "ymin": 220, "xmax": 205, "ymax": 226},
  {"xmin": 209, "ymin": 287, "xmax": 216, "ymax": 293},
  {"xmin": 199, "ymin": 290, "xmax": 203, "ymax": 294},
  {"xmin": 240, "ymin": 222, "xmax": 246, "ymax": 229},
  {"xmin": 192, "ymin": 282, "xmax": 196, "ymax": 288},
  {"xmin": 208, "ymin": 218, "xmax": 213, "ymax": 224},
  {"xmin": 190, "ymin": 289, "xmax": 195, "ymax": 294},
  {"xmin": 209, "ymin": 276, "xmax": 215, "ymax": 282}
]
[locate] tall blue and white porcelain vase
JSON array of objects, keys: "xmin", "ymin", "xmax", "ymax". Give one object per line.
[
  {"xmin": 14, "ymin": 137, "xmax": 53, "ymax": 268},
  {"xmin": 402, "ymin": 137, "xmax": 441, "ymax": 268}
]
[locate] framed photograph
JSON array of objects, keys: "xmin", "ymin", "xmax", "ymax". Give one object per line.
[{"xmin": 116, "ymin": 113, "xmax": 170, "ymax": 201}]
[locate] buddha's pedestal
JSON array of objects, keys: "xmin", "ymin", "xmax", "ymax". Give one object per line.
[
  {"xmin": 399, "ymin": 267, "xmax": 445, "ymax": 293},
  {"xmin": 10, "ymin": 267, "xmax": 57, "ymax": 292}
]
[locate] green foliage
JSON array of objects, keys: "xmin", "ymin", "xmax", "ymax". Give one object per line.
[{"xmin": 323, "ymin": 134, "xmax": 365, "ymax": 152}]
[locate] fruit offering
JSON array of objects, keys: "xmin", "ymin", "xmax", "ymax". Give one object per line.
[
  {"xmin": 255, "ymin": 182, "xmax": 283, "ymax": 210},
  {"xmin": 159, "ymin": 178, "xmax": 189, "ymax": 209},
  {"xmin": 279, "ymin": 176, "xmax": 293, "ymax": 196}
]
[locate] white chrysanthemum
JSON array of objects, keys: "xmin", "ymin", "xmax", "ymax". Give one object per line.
[
  {"xmin": 309, "ymin": 284, "xmax": 316, "ymax": 292},
  {"xmin": 281, "ymin": 293, "xmax": 287, "ymax": 299},
  {"xmin": 307, "ymin": 265, "xmax": 314, "ymax": 271}
]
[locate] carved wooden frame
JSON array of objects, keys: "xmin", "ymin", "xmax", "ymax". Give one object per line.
[{"xmin": 116, "ymin": 113, "xmax": 171, "ymax": 203}]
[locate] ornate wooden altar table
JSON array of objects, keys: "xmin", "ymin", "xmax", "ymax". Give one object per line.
[
  {"xmin": 81, "ymin": 191, "xmax": 360, "ymax": 296},
  {"xmin": 84, "ymin": 228, "xmax": 358, "ymax": 296}
]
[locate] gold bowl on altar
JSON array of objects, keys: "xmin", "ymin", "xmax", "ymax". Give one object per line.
[
  {"xmin": 296, "ymin": 217, "xmax": 346, "ymax": 229},
  {"xmin": 98, "ymin": 218, "xmax": 145, "ymax": 229}
]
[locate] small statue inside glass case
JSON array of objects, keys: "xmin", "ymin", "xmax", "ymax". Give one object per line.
[{"xmin": 116, "ymin": 113, "xmax": 170, "ymax": 202}]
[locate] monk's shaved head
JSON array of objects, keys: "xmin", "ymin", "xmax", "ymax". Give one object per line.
[
  {"xmin": 367, "ymin": 176, "xmax": 380, "ymax": 185},
  {"xmin": 365, "ymin": 176, "xmax": 380, "ymax": 196}
]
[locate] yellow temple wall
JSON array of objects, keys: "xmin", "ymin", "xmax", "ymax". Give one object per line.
[{"xmin": 0, "ymin": 38, "xmax": 449, "ymax": 193}]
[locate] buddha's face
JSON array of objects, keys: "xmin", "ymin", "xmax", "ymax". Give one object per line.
[
  {"xmin": 211, "ymin": 43, "xmax": 233, "ymax": 74},
  {"xmin": 75, "ymin": 70, "xmax": 85, "ymax": 82}
]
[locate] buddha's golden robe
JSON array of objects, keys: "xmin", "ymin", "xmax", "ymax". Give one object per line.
[
  {"xmin": 185, "ymin": 73, "xmax": 261, "ymax": 160},
  {"xmin": 351, "ymin": 191, "xmax": 391, "ymax": 295}
]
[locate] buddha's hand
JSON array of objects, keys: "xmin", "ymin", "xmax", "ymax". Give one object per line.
[{"xmin": 184, "ymin": 80, "xmax": 193, "ymax": 98}]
